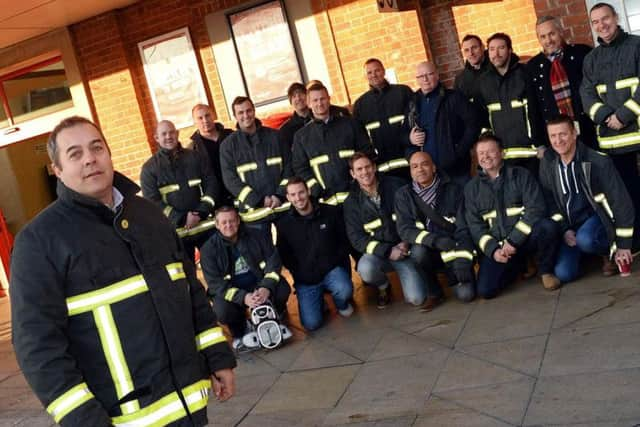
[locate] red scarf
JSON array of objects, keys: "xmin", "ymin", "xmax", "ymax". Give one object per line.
[{"xmin": 549, "ymin": 50, "xmax": 575, "ymax": 118}]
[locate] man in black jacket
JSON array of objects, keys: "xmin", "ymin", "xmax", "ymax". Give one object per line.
[
  {"xmin": 141, "ymin": 120, "xmax": 219, "ymax": 261},
  {"xmin": 200, "ymin": 207, "xmax": 291, "ymax": 350},
  {"xmin": 353, "ymin": 58, "xmax": 413, "ymax": 178},
  {"xmin": 11, "ymin": 116, "xmax": 236, "ymax": 427},
  {"xmin": 408, "ymin": 61, "xmax": 480, "ymax": 187},
  {"xmin": 540, "ymin": 115, "xmax": 634, "ymax": 281},
  {"xmin": 276, "ymin": 177, "xmax": 354, "ymax": 331},
  {"xmin": 279, "ymin": 82, "xmax": 312, "ymax": 151},
  {"xmin": 454, "ymin": 34, "xmax": 491, "ymax": 126},
  {"xmin": 464, "ymin": 134, "xmax": 561, "ymax": 298},
  {"xmin": 344, "ymin": 152, "xmax": 442, "ymax": 310},
  {"xmin": 395, "ymin": 152, "xmax": 476, "ymax": 302},
  {"xmin": 526, "ymin": 17, "xmax": 595, "ymax": 149},
  {"xmin": 189, "ymin": 103, "xmax": 234, "ymax": 205}
]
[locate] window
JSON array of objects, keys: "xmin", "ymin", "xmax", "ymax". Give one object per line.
[{"xmin": 0, "ymin": 56, "xmax": 73, "ymax": 128}]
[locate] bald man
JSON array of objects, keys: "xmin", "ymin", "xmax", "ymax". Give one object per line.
[
  {"xmin": 141, "ymin": 120, "xmax": 219, "ymax": 261},
  {"xmin": 394, "ymin": 151, "xmax": 476, "ymax": 302},
  {"xmin": 407, "ymin": 61, "xmax": 480, "ymax": 187}
]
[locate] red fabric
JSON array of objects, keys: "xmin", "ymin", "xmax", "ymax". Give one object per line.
[
  {"xmin": 549, "ymin": 51, "xmax": 575, "ymax": 118},
  {"xmin": 261, "ymin": 112, "xmax": 292, "ymax": 130},
  {"xmin": 0, "ymin": 209, "xmax": 13, "ymax": 282}
]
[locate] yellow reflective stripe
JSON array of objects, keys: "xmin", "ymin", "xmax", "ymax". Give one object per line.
[
  {"xmin": 482, "ymin": 210, "xmax": 497, "ymax": 221},
  {"xmin": 236, "ymin": 162, "xmax": 258, "ymax": 182},
  {"xmin": 363, "ymin": 218, "xmax": 383, "ymax": 232},
  {"xmin": 610, "ymin": 241, "xmax": 618, "ymax": 258},
  {"xmin": 201, "ymin": 195, "xmax": 215, "ymax": 208},
  {"xmin": 551, "ymin": 213, "xmax": 564, "ymax": 222},
  {"xmin": 310, "ymin": 155, "xmax": 329, "ymax": 189},
  {"xmin": 511, "ymin": 99, "xmax": 527, "ymax": 108},
  {"xmin": 378, "ymin": 158, "xmax": 408, "ymax": 172},
  {"xmin": 266, "ymin": 157, "xmax": 282, "ymax": 166},
  {"xmin": 365, "ymin": 121, "xmax": 381, "ymax": 130},
  {"xmin": 163, "ymin": 206, "xmax": 173, "ymax": 218},
  {"xmin": 259, "ymin": 261, "xmax": 267, "ymax": 269},
  {"xmin": 440, "ymin": 250, "xmax": 474, "ymax": 263},
  {"xmin": 616, "ymin": 227, "xmax": 634, "ymax": 238},
  {"xmin": 503, "ymin": 146, "xmax": 538, "ymax": 159},
  {"xmin": 47, "ymin": 383, "xmax": 94, "ymax": 423},
  {"xmin": 415, "ymin": 221, "xmax": 425, "ymax": 230},
  {"xmin": 593, "ymin": 193, "xmax": 614, "ymax": 219},
  {"xmin": 506, "ymin": 206, "xmax": 524, "ymax": 216},
  {"xmin": 306, "ymin": 178, "xmax": 319, "ymax": 189},
  {"xmin": 264, "ymin": 272, "xmax": 280, "ymax": 281},
  {"xmin": 273, "ymin": 202, "xmax": 291, "ymax": 213},
  {"xmin": 487, "ymin": 103, "xmax": 501, "ymax": 112},
  {"xmin": 238, "ymin": 186, "xmax": 253, "ymax": 202},
  {"xmin": 444, "ymin": 216, "xmax": 456, "ymax": 223},
  {"xmin": 188, "ymin": 179, "xmax": 201, "ymax": 187},
  {"xmin": 165, "ymin": 262, "xmax": 186, "ymax": 281},
  {"xmin": 159, "ymin": 184, "xmax": 180, "ymax": 203},
  {"xmin": 67, "ymin": 275, "xmax": 148, "ymax": 316},
  {"xmin": 515, "ymin": 220, "xmax": 532, "ymax": 235},
  {"xmin": 111, "ymin": 379, "xmax": 210, "ymax": 426},
  {"xmin": 223, "ymin": 274, "xmax": 231, "ymax": 280},
  {"xmin": 176, "ymin": 219, "xmax": 217, "ymax": 238},
  {"xmin": 279, "ymin": 179, "xmax": 289, "ymax": 187},
  {"xmin": 391, "ymin": 213, "xmax": 397, "ymax": 222},
  {"xmin": 479, "ymin": 234, "xmax": 494, "ymax": 252},
  {"xmin": 596, "ymin": 84, "xmax": 607, "ymax": 95},
  {"xmin": 195, "ymin": 327, "xmax": 226, "ymax": 351},
  {"xmin": 416, "ymin": 230, "xmax": 429, "ymax": 245},
  {"xmin": 589, "ymin": 102, "xmax": 605, "ymax": 120},
  {"xmin": 225, "ymin": 287, "xmax": 239, "ymax": 301},
  {"xmin": 366, "ymin": 240, "xmax": 380, "ymax": 254},
  {"xmin": 319, "ymin": 192, "xmax": 349, "ymax": 206},
  {"xmin": 615, "ymin": 77, "xmax": 639, "ymax": 90},
  {"xmin": 94, "ymin": 305, "xmax": 139, "ymax": 414},
  {"xmin": 597, "ymin": 130, "xmax": 640, "ymax": 149},
  {"xmin": 625, "ymin": 99, "xmax": 640, "ymax": 116},
  {"xmin": 239, "ymin": 207, "xmax": 272, "ymax": 222},
  {"xmin": 388, "ymin": 114, "xmax": 404, "ymax": 125},
  {"xmin": 338, "ymin": 149, "xmax": 355, "ymax": 159}
]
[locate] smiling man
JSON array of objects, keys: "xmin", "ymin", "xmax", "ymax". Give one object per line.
[
  {"xmin": 454, "ymin": 34, "xmax": 490, "ymax": 110},
  {"xmin": 11, "ymin": 116, "xmax": 236, "ymax": 426},
  {"xmin": 539, "ymin": 115, "xmax": 634, "ymax": 281}
]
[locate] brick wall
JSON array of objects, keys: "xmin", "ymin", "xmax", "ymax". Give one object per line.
[{"xmin": 533, "ymin": 0, "xmax": 593, "ymax": 45}]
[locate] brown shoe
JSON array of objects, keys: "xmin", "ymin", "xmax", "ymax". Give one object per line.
[
  {"xmin": 420, "ymin": 296, "xmax": 444, "ymax": 312},
  {"xmin": 541, "ymin": 274, "xmax": 561, "ymax": 291},
  {"xmin": 522, "ymin": 260, "xmax": 538, "ymax": 279},
  {"xmin": 602, "ymin": 257, "xmax": 617, "ymax": 277}
]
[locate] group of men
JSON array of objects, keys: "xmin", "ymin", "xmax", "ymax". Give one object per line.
[{"xmin": 7, "ymin": 2, "xmax": 639, "ymax": 426}]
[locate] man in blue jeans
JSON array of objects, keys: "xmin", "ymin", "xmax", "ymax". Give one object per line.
[
  {"xmin": 276, "ymin": 177, "xmax": 354, "ymax": 331},
  {"xmin": 344, "ymin": 152, "xmax": 441, "ymax": 311},
  {"xmin": 539, "ymin": 115, "xmax": 634, "ymax": 282}
]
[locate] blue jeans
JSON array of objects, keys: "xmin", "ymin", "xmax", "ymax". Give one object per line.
[
  {"xmin": 357, "ymin": 247, "xmax": 440, "ymax": 306},
  {"xmin": 295, "ymin": 266, "xmax": 353, "ymax": 331},
  {"xmin": 554, "ymin": 214, "xmax": 609, "ymax": 283}
]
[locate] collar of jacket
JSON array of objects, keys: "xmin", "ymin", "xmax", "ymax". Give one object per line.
[
  {"xmin": 418, "ymin": 83, "xmax": 446, "ymax": 99},
  {"xmin": 235, "ymin": 118, "xmax": 264, "ymax": 134},
  {"xmin": 57, "ymin": 171, "xmax": 139, "ymax": 210},
  {"xmin": 489, "ymin": 52, "xmax": 521, "ymax": 76},
  {"xmin": 598, "ymin": 26, "xmax": 627, "ymax": 47},
  {"xmin": 190, "ymin": 122, "xmax": 227, "ymax": 142},
  {"xmin": 288, "ymin": 198, "xmax": 322, "ymax": 219},
  {"xmin": 370, "ymin": 80, "xmax": 390, "ymax": 94},
  {"xmin": 217, "ymin": 224, "xmax": 250, "ymax": 247},
  {"xmin": 546, "ymin": 139, "xmax": 589, "ymax": 165},
  {"xmin": 465, "ymin": 52, "xmax": 490, "ymax": 72},
  {"xmin": 158, "ymin": 143, "xmax": 184, "ymax": 159},
  {"xmin": 477, "ymin": 163, "xmax": 507, "ymax": 181}
]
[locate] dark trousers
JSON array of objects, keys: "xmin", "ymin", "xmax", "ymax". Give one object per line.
[
  {"xmin": 611, "ymin": 152, "xmax": 640, "ymax": 249},
  {"xmin": 213, "ymin": 279, "xmax": 291, "ymax": 338},
  {"xmin": 476, "ymin": 218, "xmax": 560, "ymax": 299}
]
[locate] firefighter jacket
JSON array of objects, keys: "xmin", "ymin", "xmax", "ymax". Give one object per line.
[
  {"xmin": 140, "ymin": 145, "xmax": 218, "ymax": 240},
  {"xmin": 275, "ymin": 201, "xmax": 351, "ymax": 285},
  {"xmin": 279, "ymin": 111, "xmax": 310, "ymax": 151},
  {"xmin": 220, "ymin": 120, "xmax": 293, "ymax": 222},
  {"xmin": 394, "ymin": 174, "xmax": 475, "ymax": 269},
  {"xmin": 477, "ymin": 53, "xmax": 541, "ymax": 159},
  {"xmin": 353, "ymin": 82, "xmax": 414, "ymax": 173},
  {"xmin": 200, "ymin": 225, "xmax": 283, "ymax": 306},
  {"xmin": 526, "ymin": 44, "xmax": 596, "ymax": 148},
  {"xmin": 580, "ymin": 28, "xmax": 640, "ymax": 154},
  {"xmin": 189, "ymin": 125, "xmax": 234, "ymax": 205},
  {"xmin": 406, "ymin": 85, "xmax": 481, "ymax": 177},
  {"xmin": 10, "ymin": 173, "xmax": 236, "ymax": 427},
  {"xmin": 464, "ymin": 164, "xmax": 547, "ymax": 258},
  {"xmin": 343, "ymin": 175, "xmax": 405, "ymax": 258},
  {"xmin": 292, "ymin": 114, "xmax": 375, "ymax": 205},
  {"xmin": 539, "ymin": 141, "xmax": 634, "ymax": 254}
]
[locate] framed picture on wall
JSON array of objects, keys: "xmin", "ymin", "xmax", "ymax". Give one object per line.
[
  {"xmin": 138, "ymin": 27, "xmax": 208, "ymax": 129},
  {"xmin": 228, "ymin": 0, "xmax": 302, "ymax": 107}
]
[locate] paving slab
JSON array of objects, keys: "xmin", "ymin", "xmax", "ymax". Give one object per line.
[
  {"xmin": 367, "ymin": 328, "xmax": 449, "ymax": 362},
  {"xmin": 238, "ymin": 408, "xmax": 328, "ymax": 427},
  {"xmin": 328, "ymin": 414, "xmax": 416, "ymax": 426},
  {"xmin": 553, "ymin": 287, "xmax": 640, "ymax": 330},
  {"xmin": 288, "ymin": 339, "xmax": 363, "ymax": 371},
  {"xmin": 524, "ymin": 368, "xmax": 640, "ymax": 425},
  {"xmin": 324, "ymin": 351, "xmax": 449, "ymax": 425},
  {"xmin": 540, "ymin": 323, "xmax": 640, "ymax": 377},
  {"xmin": 313, "ymin": 324, "xmax": 387, "ymax": 362},
  {"xmin": 417, "ymin": 396, "xmax": 513, "ymax": 427}
]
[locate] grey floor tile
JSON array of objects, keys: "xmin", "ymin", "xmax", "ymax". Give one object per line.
[
  {"xmin": 252, "ymin": 336, "xmax": 311, "ymax": 373},
  {"xmin": 314, "ymin": 325, "xmax": 387, "ymax": 362},
  {"xmin": 252, "ymin": 365, "xmax": 359, "ymax": 414},
  {"xmin": 556, "ymin": 260, "xmax": 639, "ymax": 297},
  {"xmin": 328, "ymin": 415, "xmax": 416, "ymax": 426},
  {"xmin": 324, "ymin": 351, "xmax": 449, "ymax": 425},
  {"xmin": 394, "ymin": 301, "xmax": 473, "ymax": 348},
  {"xmin": 541, "ymin": 323, "xmax": 640, "ymax": 377},
  {"xmin": 367, "ymin": 329, "xmax": 449, "ymax": 362},
  {"xmin": 458, "ymin": 335, "xmax": 547, "ymax": 376},
  {"xmin": 433, "ymin": 352, "xmax": 530, "ymax": 393},
  {"xmin": 288, "ymin": 340, "xmax": 363, "ymax": 371},
  {"xmin": 417, "ymin": 396, "xmax": 513, "ymax": 426},
  {"xmin": 434, "ymin": 378, "xmax": 535, "ymax": 426},
  {"xmin": 237, "ymin": 408, "xmax": 328, "ymax": 427},
  {"xmin": 234, "ymin": 352, "xmax": 283, "ymax": 378},
  {"xmin": 524, "ymin": 368, "xmax": 640, "ymax": 425}
]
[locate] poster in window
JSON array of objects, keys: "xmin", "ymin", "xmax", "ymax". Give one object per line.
[
  {"xmin": 138, "ymin": 28, "xmax": 207, "ymax": 128},
  {"xmin": 229, "ymin": 1, "xmax": 302, "ymax": 105}
]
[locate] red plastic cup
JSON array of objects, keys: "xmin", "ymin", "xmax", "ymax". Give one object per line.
[{"xmin": 617, "ymin": 259, "xmax": 631, "ymax": 277}]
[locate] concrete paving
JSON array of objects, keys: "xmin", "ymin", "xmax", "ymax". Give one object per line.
[{"xmin": 0, "ymin": 259, "xmax": 639, "ymax": 426}]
